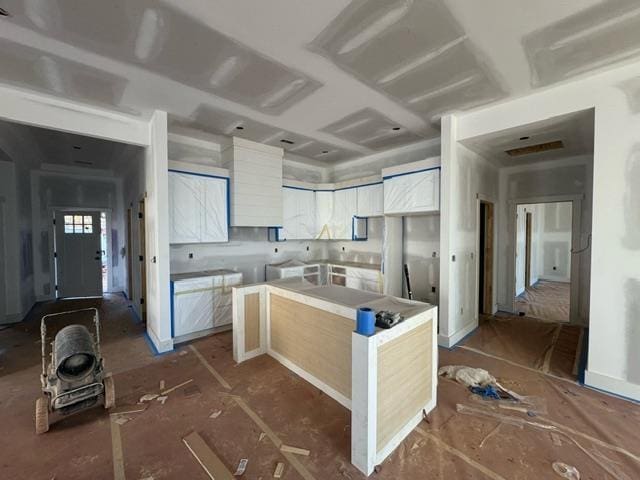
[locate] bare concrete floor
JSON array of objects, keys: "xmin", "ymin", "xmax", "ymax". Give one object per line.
[{"xmin": 1, "ymin": 294, "xmax": 639, "ymax": 479}]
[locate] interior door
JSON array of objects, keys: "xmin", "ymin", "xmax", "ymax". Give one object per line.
[{"xmin": 55, "ymin": 211, "xmax": 102, "ymax": 298}]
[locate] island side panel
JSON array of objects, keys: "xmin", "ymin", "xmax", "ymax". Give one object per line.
[
  {"xmin": 244, "ymin": 293, "xmax": 261, "ymax": 352},
  {"xmin": 269, "ymin": 293, "xmax": 353, "ymax": 401},
  {"xmin": 376, "ymin": 320, "xmax": 433, "ymax": 454}
]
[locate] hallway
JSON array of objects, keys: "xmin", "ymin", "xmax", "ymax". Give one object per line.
[{"xmin": 516, "ymin": 280, "xmax": 570, "ymax": 323}]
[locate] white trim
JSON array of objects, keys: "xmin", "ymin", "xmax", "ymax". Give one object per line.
[
  {"xmin": 147, "ymin": 325, "xmax": 174, "ymax": 353},
  {"xmin": 507, "ymin": 195, "xmax": 583, "ymax": 324},
  {"xmin": 351, "ymin": 332, "xmax": 377, "ymax": 475},
  {"xmin": 584, "ymin": 370, "xmax": 640, "ymax": 402},
  {"xmin": 438, "ymin": 321, "xmax": 477, "ymax": 348},
  {"xmin": 268, "ymin": 348, "xmax": 352, "ymax": 409},
  {"xmin": 168, "ymin": 160, "xmax": 229, "ymax": 178}
]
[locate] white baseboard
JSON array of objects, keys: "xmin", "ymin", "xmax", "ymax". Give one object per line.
[
  {"xmin": 438, "ymin": 321, "xmax": 477, "ymax": 348},
  {"xmin": 584, "ymin": 370, "xmax": 640, "ymax": 402},
  {"xmin": 147, "ymin": 326, "xmax": 173, "ymax": 354}
]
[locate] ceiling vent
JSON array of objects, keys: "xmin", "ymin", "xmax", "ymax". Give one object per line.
[{"xmin": 505, "ymin": 140, "xmax": 564, "ymax": 157}]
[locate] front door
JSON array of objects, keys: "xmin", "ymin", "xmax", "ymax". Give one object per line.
[{"xmin": 55, "ymin": 211, "xmax": 102, "ymax": 298}]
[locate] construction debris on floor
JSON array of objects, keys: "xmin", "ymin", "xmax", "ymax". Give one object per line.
[{"xmin": 0, "ymin": 295, "xmax": 638, "ymax": 479}]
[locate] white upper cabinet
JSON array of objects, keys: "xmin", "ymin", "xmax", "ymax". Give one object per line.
[
  {"xmin": 356, "ymin": 183, "xmax": 384, "ymax": 217},
  {"xmin": 169, "ymin": 167, "xmax": 229, "ymax": 244},
  {"xmin": 315, "ymin": 191, "xmax": 334, "ymax": 239},
  {"xmin": 221, "ymin": 137, "xmax": 284, "ymax": 227},
  {"xmin": 384, "ymin": 168, "xmax": 440, "ymax": 215},
  {"xmin": 332, "ymin": 189, "xmax": 357, "ymax": 239},
  {"xmin": 281, "ymin": 188, "xmax": 316, "ymax": 240}
]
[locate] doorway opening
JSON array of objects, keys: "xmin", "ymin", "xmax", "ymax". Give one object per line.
[
  {"xmin": 515, "ymin": 202, "xmax": 572, "ymax": 323},
  {"xmin": 478, "ymin": 200, "xmax": 495, "ymax": 316},
  {"xmin": 53, "ymin": 209, "xmax": 110, "ymax": 298}
]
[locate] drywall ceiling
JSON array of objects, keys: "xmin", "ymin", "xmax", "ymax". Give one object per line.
[
  {"xmin": 0, "ymin": 0, "xmax": 636, "ymax": 165},
  {"xmin": 460, "ymin": 109, "xmax": 595, "ymax": 167},
  {"xmin": 0, "ymin": 119, "xmax": 140, "ymax": 172}
]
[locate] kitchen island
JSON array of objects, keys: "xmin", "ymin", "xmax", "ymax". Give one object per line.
[{"xmin": 232, "ymin": 278, "xmax": 437, "ymax": 475}]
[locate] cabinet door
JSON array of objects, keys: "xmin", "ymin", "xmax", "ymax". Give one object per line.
[
  {"xmin": 281, "ymin": 187, "xmax": 298, "ymax": 240},
  {"xmin": 357, "ymin": 184, "xmax": 383, "ymax": 217},
  {"xmin": 201, "ymin": 177, "xmax": 229, "ymax": 242},
  {"xmin": 173, "ymin": 278, "xmax": 215, "ymax": 336},
  {"xmin": 384, "ymin": 169, "xmax": 440, "ymax": 215},
  {"xmin": 169, "ymin": 172, "xmax": 202, "ymax": 244},
  {"xmin": 315, "ymin": 191, "xmax": 334, "ymax": 239},
  {"xmin": 297, "ymin": 189, "xmax": 316, "ymax": 239},
  {"xmin": 332, "ymin": 189, "xmax": 357, "ymax": 239}
]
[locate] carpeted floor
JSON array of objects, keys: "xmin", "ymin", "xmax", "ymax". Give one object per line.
[{"xmin": 516, "ymin": 280, "xmax": 570, "ymax": 323}]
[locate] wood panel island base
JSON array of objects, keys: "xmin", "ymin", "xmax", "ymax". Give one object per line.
[{"xmin": 232, "ymin": 279, "xmax": 438, "ymax": 475}]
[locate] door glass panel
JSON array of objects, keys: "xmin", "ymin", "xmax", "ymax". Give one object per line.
[
  {"xmin": 84, "ymin": 215, "xmax": 92, "ymax": 224},
  {"xmin": 64, "ymin": 215, "xmax": 73, "ymax": 225}
]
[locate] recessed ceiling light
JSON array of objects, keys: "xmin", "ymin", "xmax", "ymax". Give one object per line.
[
  {"xmin": 519, "ymin": 136, "xmax": 530, "ymax": 141},
  {"xmin": 321, "ymin": 150, "xmax": 329, "ymax": 154},
  {"xmin": 392, "ymin": 127, "xmax": 401, "ymax": 131},
  {"xmin": 0, "ymin": 7, "xmax": 10, "ymax": 16},
  {"xmin": 280, "ymin": 139, "xmax": 295, "ymax": 145},
  {"xmin": 235, "ymin": 126, "xmax": 244, "ymax": 130},
  {"xmin": 73, "ymin": 145, "xmax": 82, "ymax": 150}
]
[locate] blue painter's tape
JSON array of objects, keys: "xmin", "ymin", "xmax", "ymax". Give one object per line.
[
  {"xmin": 169, "ymin": 169, "xmax": 229, "ymax": 180},
  {"xmin": 143, "ymin": 332, "xmax": 174, "ymax": 356},
  {"xmin": 382, "ymin": 166, "xmax": 441, "ymax": 181},
  {"xmin": 170, "ymin": 281, "xmax": 175, "ymax": 339}
]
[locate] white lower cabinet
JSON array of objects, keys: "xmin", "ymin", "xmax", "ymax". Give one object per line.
[
  {"xmin": 171, "ymin": 270, "xmax": 242, "ymax": 341},
  {"xmin": 384, "ymin": 168, "xmax": 440, "ymax": 215}
]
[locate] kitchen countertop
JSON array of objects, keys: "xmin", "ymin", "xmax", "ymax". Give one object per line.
[
  {"xmin": 306, "ymin": 259, "xmax": 382, "ymax": 271},
  {"xmin": 267, "ymin": 278, "xmax": 432, "ymax": 319},
  {"xmin": 170, "ymin": 269, "xmax": 240, "ymax": 282}
]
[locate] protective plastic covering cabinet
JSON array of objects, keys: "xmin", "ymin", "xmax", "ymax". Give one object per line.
[
  {"xmin": 168, "ymin": 171, "xmax": 228, "ymax": 244},
  {"xmin": 356, "ymin": 183, "xmax": 384, "ymax": 217},
  {"xmin": 332, "ymin": 189, "xmax": 358, "ymax": 239},
  {"xmin": 384, "ymin": 169, "xmax": 440, "ymax": 215},
  {"xmin": 281, "ymin": 188, "xmax": 316, "ymax": 240},
  {"xmin": 171, "ymin": 270, "xmax": 242, "ymax": 339}
]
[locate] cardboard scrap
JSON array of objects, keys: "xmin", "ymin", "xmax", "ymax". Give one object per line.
[
  {"xmin": 209, "ymin": 410, "xmax": 222, "ymax": 419},
  {"xmin": 280, "ymin": 444, "xmax": 310, "ymax": 456},
  {"xmin": 161, "ymin": 379, "xmax": 193, "ymax": 395},
  {"xmin": 258, "ymin": 432, "xmax": 266, "ymax": 442},
  {"xmin": 183, "ymin": 432, "xmax": 234, "ymax": 480},
  {"xmin": 139, "ymin": 394, "xmax": 159, "ymax": 403},
  {"xmin": 273, "ymin": 462, "xmax": 285, "ymax": 478},
  {"xmin": 156, "ymin": 396, "xmax": 168, "ymax": 405},
  {"xmin": 234, "ymin": 458, "xmax": 248, "ymax": 476},
  {"xmin": 114, "ymin": 417, "xmax": 129, "ymax": 426},
  {"xmin": 159, "ymin": 380, "xmax": 165, "ymax": 390},
  {"xmin": 550, "ymin": 432, "xmax": 563, "ymax": 446}
]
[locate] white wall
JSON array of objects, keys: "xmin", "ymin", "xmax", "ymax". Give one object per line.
[
  {"xmin": 497, "ymin": 158, "xmax": 592, "ymax": 324},
  {"xmin": 31, "ymin": 169, "xmax": 125, "ymax": 299},
  {"xmin": 439, "ymin": 133, "xmax": 499, "ymax": 346},
  {"xmin": 403, "ymin": 215, "xmax": 440, "ymax": 305},
  {"xmin": 326, "ymin": 216, "xmax": 383, "ymax": 266},
  {"xmin": 455, "ymin": 59, "xmax": 640, "ymax": 400}
]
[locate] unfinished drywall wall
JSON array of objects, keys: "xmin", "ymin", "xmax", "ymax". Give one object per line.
[
  {"xmin": 439, "ymin": 138, "xmax": 499, "ymax": 346},
  {"xmin": 454, "ymin": 59, "xmax": 640, "ymax": 399},
  {"xmin": 331, "ymin": 140, "xmax": 440, "ymax": 182},
  {"xmin": 403, "ymin": 215, "xmax": 440, "ymax": 305},
  {"xmin": 326, "ymin": 217, "xmax": 383, "ymax": 266},
  {"xmin": 119, "ymin": 147, "xmax": 146, "ymax": 318},
  {"xmin": 31, "ymin": 170, "xmax": 125, "ymax": 299},
  {"xmin": 497, "ymin": 160, "xmax": 592, "ymax": 325},
  {"xmin": 170, "ymin": 230, "xmax": 327, "ymax": 284},
  {"xmin": 539, "ymin": 202, "xmax": 572, "ymax": 282}
]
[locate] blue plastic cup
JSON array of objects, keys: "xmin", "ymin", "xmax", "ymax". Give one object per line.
[{"xmin": 356, "ymin": 307, "xmax": 375, "ymax": 336}]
